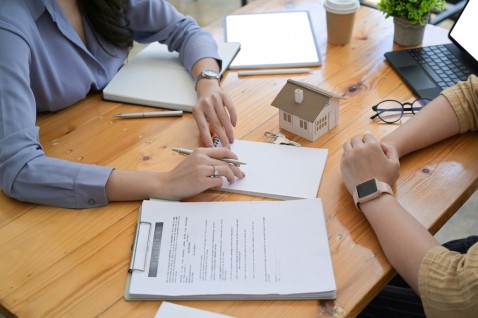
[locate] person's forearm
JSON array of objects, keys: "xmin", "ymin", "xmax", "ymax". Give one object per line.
[
  {"xmin": 381, "ymin": 95, "xmax": 460, "ymax": 158},
  {"xmin": 360, "ymin": 195, "xmax": 439, "ymax": 293},
  {"xmin": 192, "ymin": 58, "xmax": 220, "ymax": 83},
  {"xmin": 105, "ymin": 170, "xmax": 162, "ymax": 202}
]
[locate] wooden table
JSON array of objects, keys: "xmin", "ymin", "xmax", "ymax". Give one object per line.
[{"xmin": 2, "ymin": 1, "xmax": 477, "ymax": 317}]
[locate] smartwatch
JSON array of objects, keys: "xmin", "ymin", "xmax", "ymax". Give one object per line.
[
  {"xmin": 353, "ymin": 178, "xmax": 393, "ymax": 211},
  {"xmin": 194, "ymin": 69, "xmax": 220, "ymax": 90}
]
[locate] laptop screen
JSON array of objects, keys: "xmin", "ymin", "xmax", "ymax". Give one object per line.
[{"xmin": 449, "ymin": 0, "xmax": 478, "ymax": 63}]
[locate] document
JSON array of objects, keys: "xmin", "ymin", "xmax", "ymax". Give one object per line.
[
  {"xmin": 216, "ymin": 140, "xmax": 328, "ymax": 200},
  {"xmin": 125, "ymin": 199, "xmax": 336, "ymax": 300},
  {"xmin": 155, "ymin": 302, "xmax": 235, "ymax": 318},
  {"xmin": 103, "ymin": 41, "xmax": 241, "ymax": 112}
]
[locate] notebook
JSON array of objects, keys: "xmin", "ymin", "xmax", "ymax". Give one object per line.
[
  {"xmin": 182, "ymin": 139, "xmax": 327, "ymax": 200},
  {"xmin": 125, "ymin": 198, "xmax": 336, "ymax": 300},
  {"xmin": 224, "ymin": 11, "xmax": 322, "ymax": 69},
  {"xmin": 102, "ymin": 41, "xmax": 241, "ymax": 112},
  {"xmin": 384, "ymin": 0, "xmax": 478, "ymax": 100}
]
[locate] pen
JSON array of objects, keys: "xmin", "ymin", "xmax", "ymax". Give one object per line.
[
  {"xmin": 172, "ymin": 147, "xmax": 246, "ymax": 166},
  {"xmin": 237, "ymin": 68, "xmax": 313, "ymax": 76},
  {"xmin": 113, "ymin": 110, "xmax": 183, "ymax": 118}
]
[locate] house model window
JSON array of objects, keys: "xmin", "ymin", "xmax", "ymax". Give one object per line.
[
  {"xmin": 271, "ymin": 79, "xmax": 345, "ymax": 142},
  {"xmin": 316, "ymin": 116, "xmax": 328, "ymax": 132},
  {"xmin": 283, "ymin": 112, "xmax": 292, "ymax": 123},
  {"xmin": 300, "ymin": 119, "xmax": 308, "ymax": 130}
]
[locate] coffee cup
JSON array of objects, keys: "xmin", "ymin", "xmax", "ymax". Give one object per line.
[{"xmin": 324, "ymin": 0, "xmax": 360, "ymax": 45}]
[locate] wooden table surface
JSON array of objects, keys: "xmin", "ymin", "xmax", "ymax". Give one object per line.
[{"xmin": 2, "ymin": 1, "xmax": 477, "ymax": 317}]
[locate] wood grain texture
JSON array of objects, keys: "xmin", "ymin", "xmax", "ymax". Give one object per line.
[{"xmin": 1, "ymin": 1, "xmax": 476, "ymax": 317}]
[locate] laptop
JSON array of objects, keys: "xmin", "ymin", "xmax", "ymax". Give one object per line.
[
  {"xmin": 384, "ymin": 0, "xmax": 478, "ymax": 100},
  {"xmin": 103, "ymin": 41, "xmax": 241, "ymax": 112}
]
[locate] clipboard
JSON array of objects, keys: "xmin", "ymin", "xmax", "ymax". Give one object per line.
[
  {"xmin": 225, "ymin": 11, "xmax": 322, "ymax": 69},
  {"xmin": 124, "ymin": 199, "xmax": 336, "ymax": 301}
]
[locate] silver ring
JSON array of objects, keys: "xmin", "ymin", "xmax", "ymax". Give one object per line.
[{"xmin": 212, "ymin": 165, "xmax": 219, "ymax": 177}]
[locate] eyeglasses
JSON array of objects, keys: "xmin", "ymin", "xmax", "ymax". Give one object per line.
[{"xmin": 370, "ymin": 98, "xmax": 431, "ymax": 123}]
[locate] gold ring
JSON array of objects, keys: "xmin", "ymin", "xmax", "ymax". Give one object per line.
[{"xmin": 212, "ymin": 165, "xmax": 219, "ymax": 177}]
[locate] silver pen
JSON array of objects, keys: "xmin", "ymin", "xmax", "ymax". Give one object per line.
[
  {"xmin": 113, "ymin": 110, "xmax": 183, "ymax": 118},
  {"xmin": 172, "ymin": 147, "xmax": 246, "ymax": 166}
]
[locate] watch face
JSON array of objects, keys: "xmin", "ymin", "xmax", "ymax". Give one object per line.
[
  {"xmin": 356, "ymin": 179, "xmax": 378, "ymax": 198},
  {"xmin": 203, "ymin": 70, "xmax": 218, "ymax": 77}
]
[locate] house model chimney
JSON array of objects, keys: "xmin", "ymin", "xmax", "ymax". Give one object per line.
[{"xmin": 294, "ymin": 89, "xmax": 303, "ymax": 104}]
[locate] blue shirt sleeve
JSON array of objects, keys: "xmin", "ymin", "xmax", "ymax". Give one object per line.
[
  {"xmin": 126, "ymin": 0, "xmax": 221, "ymax": 72},
  {"xmin": 0, "ymin": 24, "xmax": 113, "ymax": 208},
  {"xmin": 0, "ymin": 0, "xmax": 219, "ymax": 208}
]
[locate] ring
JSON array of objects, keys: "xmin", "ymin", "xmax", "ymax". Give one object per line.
[{"xmin": 212, "ymin": 165, "xmax": 219, "ymax": 177}]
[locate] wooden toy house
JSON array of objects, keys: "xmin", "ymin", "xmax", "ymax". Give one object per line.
[{"xmin": 271, "ymin": 79, "xmax": 344, "ymax": 141}]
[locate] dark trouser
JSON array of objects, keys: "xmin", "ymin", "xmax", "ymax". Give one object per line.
[{"xmin": 357, "ymin": 236, "xmax": 478, "ymax": 318}]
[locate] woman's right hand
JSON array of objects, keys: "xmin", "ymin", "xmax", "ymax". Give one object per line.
[{"xmin": 154, "ymin": 147, "xmax": 246, "ymax": 200}]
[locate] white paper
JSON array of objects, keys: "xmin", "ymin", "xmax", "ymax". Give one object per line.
[
  {"xmin": 155, "ymin": 302, "xmax": 235, "ymax": 318},
  {"xmin": 127, "ymin": 199, "xmax": 336, "ymax": 300},
  {"xmin": 217, "ymin": 140, "xmax": 328, "ymax": 200}
]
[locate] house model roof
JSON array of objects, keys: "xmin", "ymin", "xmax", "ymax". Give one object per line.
[{"xmin": 271, "ymin": 79, "xmax": 344, "ymax": 123}]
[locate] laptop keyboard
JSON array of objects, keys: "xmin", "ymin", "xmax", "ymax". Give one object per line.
[{"xmin": 408, "ymin": 45, "xmax": 472, "ymax": 90}]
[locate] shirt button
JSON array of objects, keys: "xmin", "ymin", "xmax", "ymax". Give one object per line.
[{"xmin": 88, "ymin": 199, "xmax": 96, "ymax": 206}]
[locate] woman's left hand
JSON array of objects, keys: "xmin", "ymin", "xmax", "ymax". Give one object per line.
[
  {"xmin": 192, "ymin": 74, "xmax": 237, "ymax": 149},
  {"xmin": 341, "ymin": 133, "xmax": 400, "ymax": 195}
]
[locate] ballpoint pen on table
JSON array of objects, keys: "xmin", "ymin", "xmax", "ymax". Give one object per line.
[
  {"xmin": 172, "ymin": 148, "xmax": 246, "ymax": 166},
  {"xmin": 237, "ymin": 68, "xmax": 313, "ymax": 76},
  {"xmin": 113, "ymin": 110, "xmax": 183, "ymax": 118}
]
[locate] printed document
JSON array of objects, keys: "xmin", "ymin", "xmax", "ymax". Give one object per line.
[{"xmin": 125, "ymin": 199, "xmax": 336, "ymax": 300}]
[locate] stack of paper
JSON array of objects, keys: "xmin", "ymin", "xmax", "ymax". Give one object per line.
[
  {"xmin": 217, "ymin": 140, "xmax": 328, "ymax": 200},
  {"xmin": 125, "ymin": 199, "xmax": 336, "ymax": 300}
]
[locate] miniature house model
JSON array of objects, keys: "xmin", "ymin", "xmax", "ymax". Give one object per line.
[{"xmin": 271, "ymin": 79, "xmax": 344, "ymax": 141}]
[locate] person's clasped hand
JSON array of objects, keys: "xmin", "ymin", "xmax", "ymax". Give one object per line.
[
  {"xmin": 193, "ymin": 79, "xmax": 237, "ymax": 148},
  {"xmin": 158, "ymin": 147, "xmax": 245, "ymax": 201},
  {"xmin": 340, "ymin": 133, "xmax": 400, "ymax": 195}
]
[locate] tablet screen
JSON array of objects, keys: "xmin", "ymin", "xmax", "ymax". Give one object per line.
[
  {"xmin": 225, "ymin": 11, "xmax": 322, "ymax": 69},
  {"xmin": 449, "ymin": 0, "xmax": 478, "ymax": 63}
]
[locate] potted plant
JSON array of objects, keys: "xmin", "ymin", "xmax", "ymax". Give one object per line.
[{"xmin": 377, "ymin": 0, "xmax": 446, "ymax": 46}]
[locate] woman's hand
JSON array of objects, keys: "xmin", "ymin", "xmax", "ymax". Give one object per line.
[
  {"xmin": 155, "ymin": 147, "xmax": 245, "ymax": 200},
  {"xmin": 193, "ymin": 79, "xmax": 237, "ymax": 148},
  {"xmin": 340, "ymin": 133, "xmax": 400, "ymax": 195}
]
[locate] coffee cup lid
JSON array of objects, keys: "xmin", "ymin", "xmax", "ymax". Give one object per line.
[{"xmin": 324, "ymin": 0, "xmax": 360, "ymax": 14}]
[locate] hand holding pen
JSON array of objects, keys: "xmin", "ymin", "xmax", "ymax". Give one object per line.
[
  {"xmin": 155, "ymin": 147, "xmax": 245, "ymax": 200},
  {"xmin": 173, "ymin": 147, "xmax": 246, "ymax": 166},
  {"xmin": 171, "ymin": 146, "xmax": 244, "ymax": 185}
]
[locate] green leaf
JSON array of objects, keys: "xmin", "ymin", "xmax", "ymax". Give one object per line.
[{"xmin": 377, "ymin": 0, "xmax": 445, "ymax": 24}]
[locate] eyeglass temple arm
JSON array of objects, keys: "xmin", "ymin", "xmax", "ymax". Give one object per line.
[{"xmin": 370, "ymin": 107, "xmax": 404, "ymax": 119}]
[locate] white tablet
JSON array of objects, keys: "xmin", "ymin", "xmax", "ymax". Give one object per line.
[{"xmin": 225, "ymin": 11, "xmax": 322, "ymax": 69}]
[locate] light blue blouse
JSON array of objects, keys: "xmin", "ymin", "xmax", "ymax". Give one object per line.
[{"xmin": 0, "ymin": 0, "xmax": 220, "ymax": 208}]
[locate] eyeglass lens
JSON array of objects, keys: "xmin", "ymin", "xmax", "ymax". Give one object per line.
[{"xmin": 375, "ymin": 99, "xmax": 430, "ymax": 123}]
